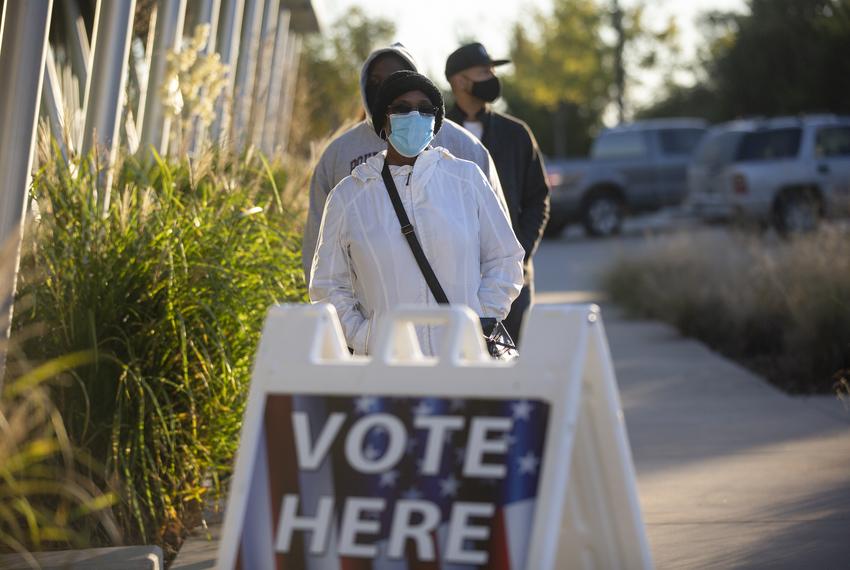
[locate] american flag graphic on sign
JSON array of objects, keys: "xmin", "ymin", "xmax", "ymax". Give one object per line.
[{"xmin": 242, "ymin": 393, "xmax": 551, "ymax": 569}]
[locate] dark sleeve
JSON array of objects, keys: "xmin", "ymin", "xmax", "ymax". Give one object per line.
[{"xmin": 516, "ymin": 126, "xmax": 550, "ymax": 260}]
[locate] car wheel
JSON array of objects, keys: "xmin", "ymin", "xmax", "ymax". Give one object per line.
[
  {"xmin": 775, "ymin": 191, "xmax": 819, "ymax": 236},
  {"xmin": 582, "ymin": 193, "xmax": 623, "ymax": 237}
]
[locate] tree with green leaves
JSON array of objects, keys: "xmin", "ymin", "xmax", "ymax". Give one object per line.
[
  {"xmin": 502, "ymin": 0, "xmax": 680, "ymax": 157},
  {"xmin": 640, "ymin": 0, "xmax": 850, "ymax": 121},
  {"xmin": 288, "ymin": 7, "xmax": 395, "ymax": 155},
  {"xmin": 503, "ymin": 0, "xmax": 612, "ymax": 156}
]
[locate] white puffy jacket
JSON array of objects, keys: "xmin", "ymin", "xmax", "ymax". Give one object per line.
[{"xmin": 309, "ymin": 147, "xmax": 524, "ymax": 356}]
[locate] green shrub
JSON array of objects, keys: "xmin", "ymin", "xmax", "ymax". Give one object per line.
[
  {"xmin": 13, "ymin": 147, "xmax": 307, "ymax": 553},
  {"xmin": 602, "ymin": 228, "xmax": 850, "ymax": 393},
  {"xmin": 0, "ymin": 351, "xmax": 120, "ymax": 558}
]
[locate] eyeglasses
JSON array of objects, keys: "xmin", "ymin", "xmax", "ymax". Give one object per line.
[{"xmin": 387, "ymin": 103, "xmax": 438, "ymax": 116}]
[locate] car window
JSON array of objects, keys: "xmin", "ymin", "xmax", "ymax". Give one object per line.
[
  {"xmin": 658, "ymin": 128, "xmax": 706, "ymax": 156},
  {"xmin": 591, "ymin": 131, "xmax": 648, "ymax": 160},
  {"xmin": 694, "ymin": 131, "xmax": 744, "ymax": 166},
  {"xmin": 736, "ymin": 128, "xmax": 802, "ymax": 161},
  {"xmin": 815, "ymin": 127, "xmax": 850, "ymax": 157}
]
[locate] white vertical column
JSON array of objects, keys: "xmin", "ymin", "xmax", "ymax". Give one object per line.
[
  {"xmin": 0, "ymin": 0, "xmax": 54, "ymax": 385},
  {"xmin": 260, "ymin": 8, "xmax": 290, "ymax": 155},
  {"xmin": 231, "ymin": 0, "xmax": 263, "ymax": 151},
  {"xmin": 209, "ymin": 0, "xmax": 244, "ymax": 144},
  {"xmin": 42, "ymin": 47, "xmax": 68, "ymax": 161},
  {"xmin": 59, "ymin": 0, "xmax": 90, "ymax": 101},
  {"xmin": 275, "ymin": 34, "xmax": 301, "ymax": 154},
  {"xmin": 138, "ymin": 0, "xmax": 188, "ymax": 158},
  {"xmin": 247, "ymin": 0, "xmax": 279, "ymax": 148},
  {"xmin": 187, "ymin": 0, "xmax": 222, "ymax": 153},
  {"xmin": 81, "ymin": 0, "xmax": 136, "ymax": 209}
]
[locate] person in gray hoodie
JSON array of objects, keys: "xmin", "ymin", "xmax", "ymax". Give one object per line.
[{"xmin": 301, "ymin": 43, "xmax": 507, "ymax": 281}]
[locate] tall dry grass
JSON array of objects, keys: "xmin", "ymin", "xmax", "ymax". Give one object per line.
[{"xmin": 603, "ymin": 227, "xmax": 850, "ymax": 393}]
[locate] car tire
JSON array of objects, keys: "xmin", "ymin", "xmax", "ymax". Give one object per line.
[
  {"xmin": 582, "ymin": 192, "xmax": 624, "ymax": 237},
  {"xmin": 774, "ymin": 190, "xmax": 820, "ymax": 236}
]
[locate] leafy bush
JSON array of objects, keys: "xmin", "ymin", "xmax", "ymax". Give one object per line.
[
  {"xmin": 602, "ymin": 228, "xmax": 850, "ymax": 394},
  {"xmin": 13, "ymin": 147, "xmax": 308, "ymax": 554}
]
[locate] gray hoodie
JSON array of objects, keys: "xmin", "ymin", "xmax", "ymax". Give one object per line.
[{"xmin": 302, "ymin": 43, "xmax": 507, "ymax": 280}]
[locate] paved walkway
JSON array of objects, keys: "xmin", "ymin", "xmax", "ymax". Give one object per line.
[
  {"xmin": 173, "ymin": 229, "xmax": 850, "ymax": 569},
  {"xmin": 586, "ymin": 312, "xmax": 850, "ymax": 568},
  {"xmin": 536, "ymin": 231, "xmax": 850, "ymax": 569}
]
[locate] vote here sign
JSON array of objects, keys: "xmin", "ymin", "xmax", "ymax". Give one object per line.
[
  {"xmin": 260, "ymin": 394, "xmax": 549, "ymax": 568},
  {"xmin": 218, "ymin": 304, "xmax": 652, "ymax": 570}
]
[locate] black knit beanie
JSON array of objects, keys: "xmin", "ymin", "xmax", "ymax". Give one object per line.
[{"xmin": 371, "ymin": 70, "xmax": 444, "ymax": 139}]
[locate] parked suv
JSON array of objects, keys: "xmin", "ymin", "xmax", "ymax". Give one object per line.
[
  {"xmin": 688, "ymin": 115, "xmax": 850, "ymax": 233},
  {"xmin": 545, "ymin": 119, "xmax": 707, "ymax": 237}
]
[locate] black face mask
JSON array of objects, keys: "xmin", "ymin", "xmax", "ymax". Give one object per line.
[{"xmin": 470, "ymin": 76, "xmax": 501, "ymax": 103}]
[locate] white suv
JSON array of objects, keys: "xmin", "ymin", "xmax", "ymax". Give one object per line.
[{"xmin": 688, "ymin": 115, "xmax": 850, "ymax": 233}]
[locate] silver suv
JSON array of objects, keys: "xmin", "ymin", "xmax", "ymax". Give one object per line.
[
  {"xmin": 546, "ymin": 119, "xmax": 706, "ymax": 237},
  {"xmin": 688, "ymin": 115, "xmax": 850, "ymax": 233}
]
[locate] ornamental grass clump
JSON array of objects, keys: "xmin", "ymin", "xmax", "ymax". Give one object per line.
[
  {"xmin": 1, "ymin": 241, "xmax": 119, "ymax": 558},
  {"xmin": 0, "ymin": 351, "xmax": 121, "ymax": 559},
  {"xmin": 602, "ymin": 227, "xmax": 850, "ymax": 394},
  {"xmin": 13, "ymin": 146, "xmax": 308, "ymax": 554}
]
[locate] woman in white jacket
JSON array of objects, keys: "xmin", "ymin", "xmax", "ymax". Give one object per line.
[{"xmin": 309, "ymin": 71, "xmax": 524, "ymax": 355}]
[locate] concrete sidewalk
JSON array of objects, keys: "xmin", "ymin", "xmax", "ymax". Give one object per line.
[{"xmin": 598, "ymin": 312, "xmax": 850, "ymax": 569}]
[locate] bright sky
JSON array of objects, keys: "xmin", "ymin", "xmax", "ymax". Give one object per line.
[{"xmin": 319, "ymin": 0, "xmax": 748, "ymax": 121}]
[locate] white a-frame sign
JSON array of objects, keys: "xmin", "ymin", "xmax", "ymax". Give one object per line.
[{"xmin": 217, "ymin": 303, "xmax": 653, "ymax": 570}]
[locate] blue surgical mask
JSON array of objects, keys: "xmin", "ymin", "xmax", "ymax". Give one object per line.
[{"xmin": 388, "ymin": 111, "xmax": 435, "ymax": 158}]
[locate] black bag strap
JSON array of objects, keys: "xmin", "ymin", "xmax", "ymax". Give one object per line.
[{"xmin": 381, "ymin": 162, "xmax": 450, "ymax": 305}]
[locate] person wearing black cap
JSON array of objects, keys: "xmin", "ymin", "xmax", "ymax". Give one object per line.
[
  {"xmin": 301, "ymin": 43, "xmax": 508, "ymax": 284},
  {"xmin": 446, "ymin": 43, "xmax": 551, "ymax": 345},
  {"xmin": 310, "ymin": 71, "xmax": 524, "ymax": 357}
]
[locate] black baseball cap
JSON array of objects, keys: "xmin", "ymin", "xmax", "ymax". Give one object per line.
[{"xmin": 445, "ymin": 42, "xmax": 510, "ymax": 80}]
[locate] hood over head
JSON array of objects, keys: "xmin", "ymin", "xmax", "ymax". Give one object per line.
[{"xmin": 360, "ymin": 43, "xmax": 417, "ymax": 122}]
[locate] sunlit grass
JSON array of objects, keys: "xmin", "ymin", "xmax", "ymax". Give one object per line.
[
  {"xmin": 602, "ymin": 227, "xmax": 850, "ymax": 393},
  {"xmin": 13, "ymin": 144, "xmax": 308, "ymax": 555},
  {"xmin": 1, "ymin": 241, "xmax": 119, "ymax": 559}
]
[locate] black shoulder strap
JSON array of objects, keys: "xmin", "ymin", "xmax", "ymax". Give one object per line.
[{"xmin": 381, "ymin": 162, "xmax": 450, "ymax": 305}]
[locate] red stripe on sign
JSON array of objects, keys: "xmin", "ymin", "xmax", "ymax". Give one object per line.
[
  {"xmin": 340, "ymin": 558, "xmax": 372, "ymax": 570},
  {"xmin": 265, "ymin": 395, "xmax": 305, "ymax": 570},
  {"xmin": 488, "ymin": 509, "xmax": 511, "ymax": 570}
]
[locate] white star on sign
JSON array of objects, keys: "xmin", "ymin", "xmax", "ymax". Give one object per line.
[
  {"xmin": 364, "ymin": 445, "xmax": 381, "ymax": 461},
  {"xmin": 355, "ymin": 396, "xmax": 377, "ymax": 414},
  {"xmin": 511, "ymin": 400, "xmax": 533, "ymax": 421},
  {"xmin": 412, "ymin": 400, "xmax": 433, "ymax": 416},
  {"xmin": 449, "ymin": 398, "xmax": 466, "ymax": 412},
  {"xmin": 454, "ymin": 446, "xmax": 466, "ymax": 465},
  {"xmin": 501, "ymin": 433, "xmax": 517, "ymax": 448},
  {"xmin": 403, "ymin": 486, "xmax": 423, "ymax": 500},
  {"xmin": 518, "ymin": 451, "xmax": 540, "ymax": 475},
  {"xmin": 380, "ymin": 470, "xmax": 399, "ymax": 488},
  {"xmin": 440, "ymin": 475, "xmax": 460, "ymax": 498}
]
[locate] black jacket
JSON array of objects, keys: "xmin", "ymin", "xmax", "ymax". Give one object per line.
[{"xmin": 446, "ymin": 105, "xmax": 550, "ymax": 273}]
